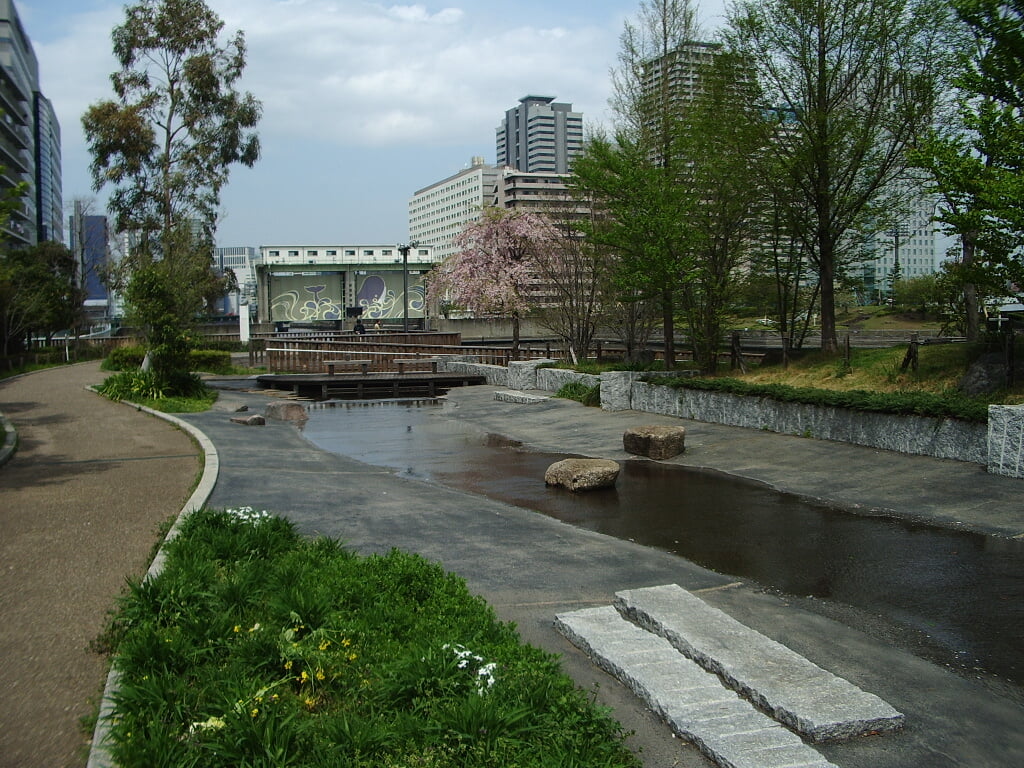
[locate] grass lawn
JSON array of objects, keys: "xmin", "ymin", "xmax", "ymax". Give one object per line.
[{"xmin": 100, "ymin": 508, "xmax": 639, "ymax": 768}]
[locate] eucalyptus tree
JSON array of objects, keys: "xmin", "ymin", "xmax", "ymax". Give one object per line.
[
  {"xmin": 82, "ymin": 0, "xmax": 261, "ymax": 388},
  {"xmin": 726, "ymin": 0, "xmax": 955, "ymax": 353}
]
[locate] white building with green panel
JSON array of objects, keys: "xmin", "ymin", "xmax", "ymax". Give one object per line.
[{"xmin": 255, "ymin": 244, "xmax": 439, "ymax": 326}]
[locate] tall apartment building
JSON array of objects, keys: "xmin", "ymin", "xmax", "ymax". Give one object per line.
[
  {"xmin": 408, "ymin": 157, "xmax": 498, "ymax": 261},
  {"xmin": 0, "ymin": 0, "xmax": 61, "ymax": 246},
  {"xmin": 642, "ymin": 41, "xmax": 722, "ymax": 111},
  {"xmin": 496, "ymin": 95, "xmax": 583, "ymax": 174}
]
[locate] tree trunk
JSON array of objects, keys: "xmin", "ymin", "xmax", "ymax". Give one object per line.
[
  {"xmin": 962, "ymin": 231, "xmax": 980, "ymax": 342},
  {"xmin": 511, "ymin": 312, "xmax": 520, "ymax": 361},
  {"xmin": 818, "ymin": 247, "xmax": 838, "ymax": 354},
  {"xmin": 661, "ymin": 287, "xmax": 676, "ymax": 369}
]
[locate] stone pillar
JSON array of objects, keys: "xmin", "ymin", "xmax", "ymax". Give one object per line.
[
  {"xmin": 988, "ymin": 404, "xmax": 1024, "ymax": 478},
  {"xmin": 507, "ymin": 359, "xmax": 556, "ymax": 391},
  {"xmin": 600, "ymin": 371, "xmax": 639, "ymax": 411}
]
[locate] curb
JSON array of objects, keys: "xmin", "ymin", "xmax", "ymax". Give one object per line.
[
  {"xmin": 0, "ymin": 411, "xmax": 16, "ymax": 468},
  {"xmin": 85, "ymin": 392, "xmax": 220, "ymax": 768}
]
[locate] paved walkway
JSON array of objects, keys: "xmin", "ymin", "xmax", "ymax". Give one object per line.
[
  {"xmin": 0, "ymin": 363, "xmax": 200, "ymax": 768},
  {"xmin": 2, "ymin": 367, "xmax": 1023, "ymax": 767}
]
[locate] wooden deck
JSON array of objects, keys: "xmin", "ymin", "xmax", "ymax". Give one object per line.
[{"xmin": 255, "ymin": 371, "xmax": 486, "ymax": 400}]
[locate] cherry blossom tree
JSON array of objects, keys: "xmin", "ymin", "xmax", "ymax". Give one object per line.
[{"xmin": 428, "ymin": 208, "xmax": 547, "ymax": 359}]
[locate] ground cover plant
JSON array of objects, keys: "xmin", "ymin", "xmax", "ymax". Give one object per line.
[{"xmin": 102, "ymin": 508, "xmax": 639, "ymax": 768}]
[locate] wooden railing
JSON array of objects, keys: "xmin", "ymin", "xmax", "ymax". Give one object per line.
[{"xmin": 263, "ymin": 336, "xmax": 552, "ymax": 373}]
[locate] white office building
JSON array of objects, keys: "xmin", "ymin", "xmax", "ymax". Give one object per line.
[
  {"xmin": 254, "ymin": 244, "xmax": 439, "ymax": 326},
  {"xmin": 861, "ymin": 195, "xmax": 941, "ymax": 300},
  {"xmin": 408, "ymin": 157, "xmax": 498, "ymax": 261}
]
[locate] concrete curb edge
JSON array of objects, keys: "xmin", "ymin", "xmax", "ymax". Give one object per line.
[
  {"xmin": 0, "ymin": 411, "xmax": 17, "ymax": 468},
  {"xmin": 85, "ymin": 392, "xmax": 220, "ymax": 768}
]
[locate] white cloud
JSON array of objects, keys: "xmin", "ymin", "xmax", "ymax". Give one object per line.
[{"xmin": 30, "ymin": 0, "xmax": 730, "ymax": 242}]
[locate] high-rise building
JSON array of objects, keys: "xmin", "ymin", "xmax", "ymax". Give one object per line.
[
  {"xmin": 69, "ymin": 203, "xmax": 112, "ymax": 325},
  {"xmin": 642, "ymin": 41, "xmax": 722, "ymax": 111},
  {"xmin": 216, "ymin": 245, "xmax": 258, "ymax": 315},
  {"xmin": 0, "ymin": 0, "xmax": 61, "ymax": 246},
  {"xmin": 496, "ymin": 95, "xmax": 583, "ymax": 174},
  {"xmin": 408, "ymin": 157, "xmax": 499, "ymax": 261},
  {"xmin": 860, "ymin": 195, "xmax": 941, "ymax": 301}
]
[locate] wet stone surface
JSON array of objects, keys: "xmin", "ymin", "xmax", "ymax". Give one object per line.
[{"xmin": 300, "ymin": 399, "xmax": 1024, "ymax": 689}]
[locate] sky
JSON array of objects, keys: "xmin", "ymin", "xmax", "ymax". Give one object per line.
[{"xmin": 19, "ymin": 0, "xmax": 729, "ymax": 249}]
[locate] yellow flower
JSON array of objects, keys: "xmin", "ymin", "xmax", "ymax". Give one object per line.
[
  {"xmin": 233, "ymin": 625, "xmax": 241, "ymax": 633},
  {"xmin": 348, "ymin": 652, "xmax": 358, "ymax": 662},
  {"xmin": 303, "ymin": 697, "xmax": 316, "ymax": 709},
  {"xmin": 318, "ymin": 640, "xmax": 331, "ymax": 651},
  {"xmin": 283, "ymin": 660, "xmax": 293, "ymax": 670},
  {"xmin": 250, "ymin": 708, "xmax": 259, "ymax": 718},
  {"xmin": 316, "ymin": 669, "xmax": 326, "ymax": 681},
  {"xmin": 300, "ymin": 669, "xmax": 310, "ymax": 683},
  {"xmin": 342, "ymin": 638, "xmax": 352, "ymax": 647}
]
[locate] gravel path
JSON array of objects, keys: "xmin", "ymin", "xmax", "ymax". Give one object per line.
[{"xmin": 0, "ymin": 363, "xmax": 200, "ymax": 768}]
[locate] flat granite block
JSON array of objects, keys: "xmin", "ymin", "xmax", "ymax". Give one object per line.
[
  {"xmin": 494, "ymin": 390, "xmax": 549, "ymax": 404},
  {"xmin": 615, "ymin": 584, "xmax": 904, "ymax": 742},
  {"xmin": 556, "ymin": 604, "xmax": 839, "ymax": 768}
]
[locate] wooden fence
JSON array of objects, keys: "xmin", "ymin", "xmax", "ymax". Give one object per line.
[{"xmin": 262, "ymin": 336, "xmax": 551, "ymax": 373}]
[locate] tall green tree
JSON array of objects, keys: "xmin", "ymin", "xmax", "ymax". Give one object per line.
[
  {"xmin": 585, "ymin": 0, "xmax": 702, "ymax": 369},
  {"xmin": 671, "ymin": 51, "xmax": 768, "ymax": 373},
  {"xmin": 0, "ymin": 242, "xmax": 84, "ymax": 355},
  {"xmin": 913, "ymin": 1, "xmax": 1024, "ymax": 340},
  {"xmin": 82, "ymin": 0, "xmax": 261, "ymax": 389},
  {"xmin": 726, "ymin": 0, "xmax": 954, "ymax": 353}
]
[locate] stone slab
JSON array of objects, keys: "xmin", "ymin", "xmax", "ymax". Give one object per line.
[
  {"xmin": 494, "ymin": 390, "xmax": 549, "ymax": 404},
  {"xmin": 623, "ymin": 424, "xmax": 687, "ymax": 459},
  {"xmin": 614, "ymin": 584, "xmax": 905, "ymax": 742},
  {"xmin": 555, "ymin": 606, "xmax": 838, "ymax": 768}
]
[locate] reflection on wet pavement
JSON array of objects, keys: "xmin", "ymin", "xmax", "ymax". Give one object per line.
[{"xmin": 301, "ymin": 399, "xmax": 1024, "ymax": 687}]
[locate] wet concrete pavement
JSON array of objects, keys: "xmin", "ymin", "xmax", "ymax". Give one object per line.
[{"xmin": 179, "ymin": 380, "xmax": 1024, "ymax": 768}]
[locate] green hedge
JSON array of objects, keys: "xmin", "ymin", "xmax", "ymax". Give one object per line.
[
  {"xmin": 650, "ymin": 376, "xmax": 989, "ymax": 423},
  {"xmin": 104, "ymin": 345, "xmax": 232, "ymax": 375}
]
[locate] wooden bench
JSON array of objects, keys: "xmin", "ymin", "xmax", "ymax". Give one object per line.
[
  {"xmin": 324, "ymin": 359, "xmax": 371, "ymax": 375},
  {"xmin": 394, "ymin": 357, "xmax": 442, "ymax": 374}
]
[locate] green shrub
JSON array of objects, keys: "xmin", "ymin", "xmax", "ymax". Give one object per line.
[
  {"xmin": 98, "ymin": 369, "xmax": 210, "ymax": 402},
  {"xmin": 653, "ymin": 375, "xmax": 989, "ymax": 422},
  {"xmin": 104, "ymin": 346, "xmax": 232, "ymax": 374},
  {"xmin": 555, "ymin": 381, "xmax": 601, "ymax": 407},
  {"xmin": 102, "ymin": 509, "xmax": 640, "ymax": 768},
  {"xmin": 189, "ymin": 349, "xmax": 232, "ymax": 374},
  {"xmin": 103, "ymin": 345, "xmax": 147, "ymax": 371}
]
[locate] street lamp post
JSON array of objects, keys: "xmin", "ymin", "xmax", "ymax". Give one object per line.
[{"xmin": 397, "ymin": 241, "xmax": 418, "ymax": 332}]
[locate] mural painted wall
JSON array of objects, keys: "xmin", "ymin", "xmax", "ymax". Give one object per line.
[
  {"xmin": 269, "ymin": 273, "xmax": 344, "ymax": 322},
  {"xmin": 356, "ymin": 271, "xmax": 425, "ymax": 320},
  {"xmin": 267, "ymin": 269, "xmax": 427, "ymax": 322}
]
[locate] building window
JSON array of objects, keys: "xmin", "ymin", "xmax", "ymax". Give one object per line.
[
  {"xmin": 307, "ymin": 250, "xmax": 318, "ymax": 256},
  {"xmin": 326, "ymin": 250, "xmax": 337, "ymax": 256},
  {"xmin": 288, "ymin": 250, "xmax": 299, "ymax": 256},
  {"xmin": 363, "ymin": 250, "xmax": 374, "ymax": 256},
  {"xmin": 345, "ymin": 249, "xmax": 355, "ymax": 256},
  {"xmin": 268, "ymin": 250, "xmax": 279, "ymax": 256}
]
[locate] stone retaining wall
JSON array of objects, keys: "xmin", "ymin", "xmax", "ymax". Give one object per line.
[
  {"xmin": 436, "ymin": 358, "xmax": 1017, "ymax": 473},
  {"xmin": 988, "ymin": 405, "xmax": 1024, "ymax": 477}
]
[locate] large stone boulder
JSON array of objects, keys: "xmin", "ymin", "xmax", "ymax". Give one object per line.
[
  {"xmin": 623, "ymin": 425, "xmax": 686, "ymax": 460},
  {"xmin": 265, "ymin": 401, "xmax": 308, "ymax": 422},
  {"xmin": 545, "ymin": 458, "xmax": 620, "ymax": 492}
]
